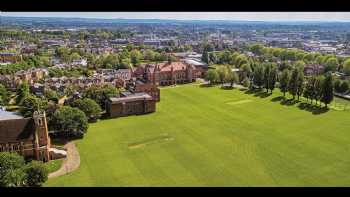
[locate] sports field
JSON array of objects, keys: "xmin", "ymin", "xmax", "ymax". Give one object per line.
[{"xmin": 46, "ymin": 84, "xmax": 350, "ymax": 186}]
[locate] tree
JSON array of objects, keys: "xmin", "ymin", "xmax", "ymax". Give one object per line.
[
  {"xmin": 242, "ymin": 77, "xmax": 250, "ymax": 88},
  {"xmin": 340, "ymin": 80, "xmax": 350, "ymax": 94},
  {"xmin": 334, "ymin": 79, "xmax": 342, "ymax": 93},
  {"xmin": 0, "ymin": 84, "xmax": 9, "ymax": 106},
  {"xmin": 0, "ymin": 152, "xmax": 26, "ymax": 187},
  {"xmin": 83, "ymin": 84, "xmax": 117, "ymax": 110},
  {"xmin": 205, "ymin": 69, "xmax": 219, "ymax": 85},
  {"xmin": 268, "ymin": 64, "xmax": 278, "ymax": 93},
  {"xmin": 279, "ymin": 69, "xmax": 290, "ymax": 97},
  {"xmin": 342, "ymin": 59, "xmax": 350, "ymax": 75},
  {"xmin": 324, "ymin": 57, "xmax": 339, "ymax": 73},
  {"xmin": 24, "ymin": 161, "xmax": 48, "ymax": 187},
  {"xmin": 71, "ymin": 98, "xmax": 102, "ymax": 122},
  {"xmin": 249, "ymin": 44, "xmax": 264, "ymax": 56},
  {"xmin": 44, "ymin": 89, "xmax": 59, "ymax": 103},
  {"xmin": 296, "ymin": 68, "xmax": 305, "ymax": 100},
  {"xmin": 321, "ymin": 73, "xmax": 334, "ymax": 108},
  {"xmin": 201, "ymin": 49, "xmax": 209, "ymax": 64},
  {"xmin": 225, "ymin": 69, "xmax": 239, "ymax": 87},
  {"xmin": 143, "ymin": 49, "xmax": 155, "ymax": 61},
  {"xmin": 304, "ymin": 76, "xmax": 315, "ymax": 103},
  {"xmin": 263, "ymin": 63, "xmax": 271, "ymax": 92},
  {"xmin": 253, "ymin": 64, "xmax": 265, "ymax": 89},
  {"xmin": 70, "ymin": 52, "xmax": 81, "ymax": 61},
  {"xmin": 130, "ymin": 49, "xmax": 142, "ymax": 66},
  {"xmin": 19, "ymin": 95, "xmax": 47, "ymax": 118},
  {"xmin": 240, "ymin": 63, "xmax": 252, "ymax": 80},
  {"xmin": 288, "ymin": 68, "xmax": 299, "ymax": 100},
  {"xmin": 216, "ymin": 65, "xmax": 229, "ymax": 85},
  {"xmin": 51, "ymin": 106, "xmax": 88, "ymax": 138},
  {"xmin": 16, "ymin": 82, "xmax": 30, "ymax": 104},
  {"xmin": 313, "ymin": 76, "xmax": 324, "ymax": 106}
]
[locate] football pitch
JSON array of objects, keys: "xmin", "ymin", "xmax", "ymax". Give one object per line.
[{"xmin": 46, "ymin": 84, "xmax": 350, "ymax": 186}]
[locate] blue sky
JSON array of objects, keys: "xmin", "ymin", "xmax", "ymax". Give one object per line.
[{"xmin": 2, "ymin": 12, "xmax": 350, "ymax": 22}]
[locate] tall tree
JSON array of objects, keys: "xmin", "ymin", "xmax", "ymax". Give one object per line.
[
  {"xmin": 16, "ymin": 82, "xmax": 30, "ymax": 105},
  {"xmin": 0, "ymin": 84, "xmax": 9, "ymax": 106},
  {"xmin": 225, "ymin": 69, "xmax": 239, "ymax": 87},
  {"xmin": 313, "ymin": 76, "xmax": 324, "ymax": 106},
  {"xmin": 263, "ymin": 63, "xmax": 271, "ymax": 93},
  {"xmin": 304, "ymin": 76, "xmax": 315, "ymax": 103},
  {"xmin": 279, "ymin": 69, "xmax": 290, "ymax": 97},
  {"xmin": 51, "ymin": 106, "xmax": 88, "ymax": 138},
  {"xmin": 288, "ymin": 68, "xmax": 299, "ymax": 100},
  {"xmin": 0, "ymin": 152, "xmax": 26, "ymax": 187},
  {"xmin": 296, "ymin": 68, "xmax": 305, "ymax": 101},
  {"xmin": 324, "ymin": 57, "xmax": 339, "ymax": 73},
  {"xmin": 321, "ymin": 73, "xmax": 334, "ymax": 108},
  {"xmin": 71, "ymin": 98, "xmax": 102, "ymax": 122},
  {"xmin": 19, "ymin": 95, "xmax": 48, "ymax": 117},
  {"xmin": 268, "ymin": 64, "xmax": 278, "ymax": 93},
  {"xmin": 205, "ymin": 69, "xmax": 219, "ymax": 85},
  {"xmin": 253, "ymin": 64, "xmax": 264, "ymax": 89},
  {"xmin": 216, "ymin": 65, "xmax": 229, "ymax": 86},
  {"xmin": 24, "ymin": 161, "xmax": 48, "ymax": 187},
  {"xmin": 342, "ymin": 58, "xmax": 350, "ymax": 75},
  {"xmin": 340, "ymin": 80, "xmax": 350, "ymax": 94},
  {"xmin": 202, "ymin": 48, "xmax": 209, "ymax": 64}
]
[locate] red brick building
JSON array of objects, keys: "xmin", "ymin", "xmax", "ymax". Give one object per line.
[
  {"xmin": 126, "ymin": 80, "xmax": 160, "ymax": 102},
  {"xmin": 106, "ymin": 93, "xmax": 156, "ymax": 118},
  {"xmin": 0, "ymin": 111, "xmax": 52, "ymax": 161},
  {"xmin": 0, "ymin": 52, "xmax": 21, "ymax": 63},
  {"xmin": 134, "ymin": 61, "xmax": 202, "ymax": 86}
]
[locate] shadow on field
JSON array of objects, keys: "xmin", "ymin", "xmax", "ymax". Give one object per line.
[
  {"xmin": 244, "ymin": 89, "xmax": 259, "ymax": 95},
  {"xmin": 280, "ymin": 98, "xmax": 300, "ymax": 106},
  {"xmin": 254, "ymin": 91, "xmax": 271, "ymax": 98},
  {"xmin": 271, "ymin": 96, "xmax": 284, "ymax": 102},
  {"xmin": 220, "ymin": 86, "xmax": 234, "ymax": 90},
  {"xmin": 297, "ymin": 103, "xmax": 329, "ymax": 115},
  {"xmin": 199, "ymin": 84, "xmax": 214, "ymax": 88}
]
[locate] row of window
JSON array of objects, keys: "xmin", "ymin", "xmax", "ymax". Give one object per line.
[{"xmin": 0, "ymin": 143, "xmax": 21, "ymax": 152}]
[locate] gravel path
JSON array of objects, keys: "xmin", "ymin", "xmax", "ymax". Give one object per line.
[{"xmin": 48, "ymin": 141, "xmax": 80, "ymax": 179}]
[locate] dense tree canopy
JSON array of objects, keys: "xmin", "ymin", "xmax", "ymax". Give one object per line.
[
  {"xmin": 71, "ymin": 98, "xmax": 102, "ymax": 122},
  {"xmin": 51, "ymin": 106, "xmax": 89, "ymax": 138}
]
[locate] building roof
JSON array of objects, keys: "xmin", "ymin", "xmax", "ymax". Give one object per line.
[
  {"xmin": 0, "ymin": 117, "xmax": 35, "ymax": 143},
  {"xmin": 184, "ymin": 58, "xmax": 207, "ymax": 67},
  {"xmin": 109, "ymin": 93, "xmax": 152, "ymax": 104},
  {"xmin": 158, "ymin": 61, "xmax": 191, "ymax": 72},
  {"xmin": 0, "ymin": 110, "xmax": 23, "ymax": 121}
]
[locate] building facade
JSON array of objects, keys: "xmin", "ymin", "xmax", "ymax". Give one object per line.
[
  {"xmin": 106, "ymin": 93, "xmax": 156, "ymax": 118},
  {"xmin": 0, "ymin": 111, "xmax": 51, "ymax": 162},
  {"xmin": 126, "ymin": 80, "xmax": 160, "ymax": 102},
  {"xmin": 134, "ymin": 61, "xmax": 199, "ymax": 86}
]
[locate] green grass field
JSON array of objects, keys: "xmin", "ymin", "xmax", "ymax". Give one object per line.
[
  {"xmin": 46, "ymin": 84, "xmax": 350, "ymax": 186},
  {"xmin": 45, "ymin": 159, "xmax": 63, "ymax": 173}
]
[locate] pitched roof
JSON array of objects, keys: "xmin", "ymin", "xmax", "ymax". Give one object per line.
[{"xmin": 0, "ymin": 118, "xmax": 36, "ymax": 143}]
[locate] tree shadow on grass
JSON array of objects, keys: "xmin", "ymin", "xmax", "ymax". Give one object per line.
[
  {"xmin": 244, "ymin": 89, "xmax": 260, "ymax": 95},
  {"xmin": 297, "ymin": 102, "xmax": 329, "ymax": 115},
  {"xmin": 280, "ymin": 98, "xmax": 300, "ymax": 106},
  {"xmin": 199, "ymin": 84, "xmax": 214, "ymax": 88},
  {"xmin": 271, "ymin": 96, "xmax": 285, "ymax": 102},
  {"xmin": 254, "ymin": 91, "xmax": 271, "ymax": 98},
  {"xmin": 221, "ymin": 86, "xmax": 234, "ymax": 90}
]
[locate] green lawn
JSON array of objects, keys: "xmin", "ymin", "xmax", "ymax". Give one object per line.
[
  {"xmin": 45, "ymin": 159, "xmax": 63, "ymax": 173},
  {"xmin": 46, "ymin": 85, "xmax": 350, "ymax": 186}
]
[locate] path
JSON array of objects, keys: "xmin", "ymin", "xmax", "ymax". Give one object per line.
[{"xmin": 48, "ymin": 141, "xmax": 80, "ymax": 179}]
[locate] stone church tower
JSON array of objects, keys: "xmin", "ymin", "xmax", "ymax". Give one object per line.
[{"xmin": 33, "ymin": 111, "xmax": 51, "ymax": 162}]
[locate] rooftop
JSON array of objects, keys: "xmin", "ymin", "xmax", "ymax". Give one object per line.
[
  {"xmin": 0, "ymin": 110, "xmax": 24, "ymax": 121},
  {"xmin": 109, "ymin": 93, "xmax": 152, "ymax": 104}
]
